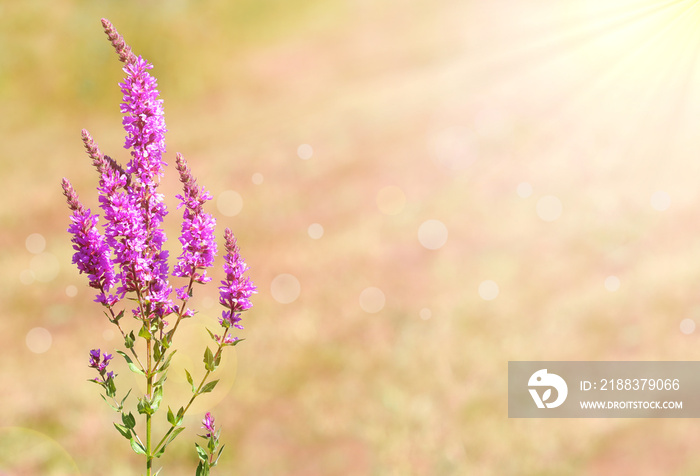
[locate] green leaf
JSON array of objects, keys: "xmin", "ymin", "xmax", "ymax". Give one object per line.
[
  {"xmin": 170, "ymin": 425, "xmax": 185, "ymax": 441},
  {"xmin": 105, "ymin": 375, "xmax": 117, "ymax": 398},
  {"xmin": 110, "ymin": 309, "xmax": 125, "ymax": 324},
  {"xmin": 165, "ymin": 407, "xmax": 184, "ymax": 427},
  {"xmin": 122, "ymin": 412, "xmax": 136, "ymax": 429},
  {"xmin": 194, "ymin": 442, "xmax": 208, "ymax": 462},
  {"xmin": 158, "ymin": 349, "xmax": 177, "ymax": 373},
  {"xmin": 120, "ymin": 388, "xmax": 132, "ymax": 408},
  {"xmin": 130, "ymin": 437, "xmax": 147, "ymax": 455},
  {"xmin": 203, "ymin": 347, "xmax": 215, "ymax": 372},
  {"xmin": 100, "ymin": 393, "xmax": 120, "ymax": 412},
  {"xmin": 154, "ymin": 427, "xmax": 184, "ymax": 460},
  {"xmin": 154, "ymin": 446, "xmax": 166, "ymax": 459},
  {"xmin": 164, "ymin": 426, "xmax": 185, "ymax": 449},
  {"xmin": 214, "ymin": 444, "xmax": 225, "ymax": 466},
  {"xmin": 198, "ymin": 379, "xmax": 220, "ymax": 395},
  {"xmin": 205, "ymin": 327, "xmax": 217, "ymax": 342},
  {"xmin": 154, "ymin": 427, "xmax": 185, "ymax": 459},
  {"xmin": 185, "ymin": 369, "xmax": 195, "ymax": 393},
  {"xmin": 116, "ymin": 351, "xmax": 144, "ymax": 376},
  {"xmin": 231, "ymin": 338, "xmax": 246, "ymax": 347},
  {"xmin": 138, "ymin": 323, "xmax": 151, "ymax": 340},
  {"xmin": 164, "ymin": 406, "xmax": 186, "ymax": 430},
  {"xmin": 124, "ymin": 330, "xmax": 135, "ymax": 349},
  {"xmin": 137, "ymin": 397, "xmax": 153, "ymax": 416},
  {"xmin": 214, "ymin": 350, "xmax": 222, "ymax": 367},
  {"xmin": 151, "ymin": 385, "xmax": 163, "ymax": 413},
  {"xmin": 155, "ymin": 370, "xmax": 168, "ymax": 388},
  {"xmin": 113, "ymin": 422, "xmax": 131, "ymax": 440}
]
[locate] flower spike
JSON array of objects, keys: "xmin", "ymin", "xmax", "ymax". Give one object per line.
[
  {"xmin": 101, "ymin": 18, "xmax": 134, "ymax": 64},
  {"xmin": 173, "ymin": 153, "xmax": 218, "ymax": 284},
  {"xmin": 218, "ymin": 228, "xmax": 257, "ymax": 333}
]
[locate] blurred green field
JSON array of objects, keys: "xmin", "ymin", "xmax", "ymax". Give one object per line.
[{"xmin": 4, "ymin": 0, "xmax": 700, "ymax": 474}]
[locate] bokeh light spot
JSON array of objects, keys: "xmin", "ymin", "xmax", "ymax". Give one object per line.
[
  {"xmin": 298, "ymin": 144, "xmax": 313, "ymax": 160},
  {"xmin": 516, "ymin": 182, "xmax": 533, "ymax": 198},
  {"xmin": 252, "ymin": 173, "xmax": 264, "ymax": 184},
  {"xmin": 65, "ymin": 285, "xmax": 78, "ymax": 297},
  {"xmin": 536, "ymin": 195, "xmax": 563, "ymax": 222},
  {"xmin": 418, "ymin": 219, "xmax": 448, "ymax": 250},
  {"xmin": 26, "ymin": 327, "xmax": 52, "ymax": 354},
  {"xmin": 308, "ymin": 223, "xmax": 324, "ymax": 239},
  {"xmin": 0, "ymin": 427, "xmax": 79, "ymax": 475},
  {"xmin": 359, "ymin": 287, "xmax": 385, "ymax": 313},
  {"xmin": 376, "ymin": 186, "xmax": 406, "ymax": 215},
  {"xmin": 479, "ymin": 280, "xmax": 499, "ymax": 301},
  {"xmin": 25, "ymin": 233, "xmax": 46, "ymax": 254},
  {"xmin": 604, "ymin": 275, "xmax": 620, "ymax": 292},
  {"xmin": 419, "ymin": 308, "xmax": 432, "ymax": 320},
  {"xmin": 217, "ymin": 190, "xmax": 243, "ymax": 217},
  {"xmin": 681, "ymin": 318, "xmax": 696, "ymax": 335},
  {"xmin": 30, "ymin": 252, "xmax": 59, "ymax": 282},
  {"xmin": 271, "ymin": 274, "xmax": 301, "ymax": 304},
  {"xmin": 651, "ymin": 190, "xmax": 670, "ymax": 211}
]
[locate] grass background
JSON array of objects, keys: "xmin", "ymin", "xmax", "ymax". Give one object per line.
[{"xmin": 3, "ymin": 0, "xmax": 700, "ymax": 474}]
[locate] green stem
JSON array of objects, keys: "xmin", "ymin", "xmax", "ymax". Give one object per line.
[
  {"xmin": 152, "ymin": 329, "xmax": 229, "ymax": 455},
  {"xmin": 146, "ymin": 325, "xmax": 153, "ymax": 476},
  {"xmin": 155, "ymin": 275, "xmax": 195, "ymax": 356}
]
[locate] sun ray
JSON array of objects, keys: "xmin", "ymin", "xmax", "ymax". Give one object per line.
[{"xmin": 436, "ymin": 1, "xmax": 700, "ymax": 173}]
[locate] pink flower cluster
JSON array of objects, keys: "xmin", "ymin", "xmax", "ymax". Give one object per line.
[
  {"xmin": 219, "ymin": 228, "xmax": 257, "ymax": 333},
  {"xmin": 62, "ymin": 18, "xmax": 256, "ymax": 333}
]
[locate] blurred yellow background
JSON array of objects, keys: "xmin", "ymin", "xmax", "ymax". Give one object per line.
[{"xmin": 3, "ymin": 0, "xmax": 700, "ymax": 474}]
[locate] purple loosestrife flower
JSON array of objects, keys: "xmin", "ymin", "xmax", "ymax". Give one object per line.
[
  {"xmin": 219, "ymin": 228, "xmax": 257, "ymax": 333},
  {"xmin": 62, "ymin": 179, "xmax": 117, "ymax": 304},
  {"xmin": 101, "ymin": 18, "xmax": 173, "ymax": 319},
  {"xmin": 82, "ymin": 129, "xmax": 128, "ymax": 184},
  {"xmin": 173, "ymin": 153, "xmax": 217, "ymax": 285},
  {"xmin": 121, "ymin": 54, "xmax": 168, "ymax": 187},
  {"xmin": 83, "ymin": 128, "xmax": 145, "ymax": 304},
  {"xmin": 99, "ymin": 353, "xmax": 113, "ymax": 372},
  {"xmin": 88, "ymin": 349, "xmax": 115, "ymax": 382},
  {"xmin": 214, "ymin": 333, "xmax": 238, "ymax": 345},
  {"xmin": 88, "ymin": 349, "xmax": 101, "ymax": 368},
  {"xmin": 81, "ymin": 129, "xmax": 132, "ymax": 302},
  {"xmin": 201, "ymin": 412, "xmax": 216, "ymax": 438}
]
